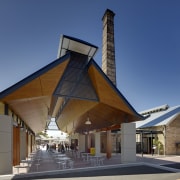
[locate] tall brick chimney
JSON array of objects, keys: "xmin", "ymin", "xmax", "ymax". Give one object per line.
[{"xmin": 102, "ymin": 9, "xmax": 116, "ymax": 86}]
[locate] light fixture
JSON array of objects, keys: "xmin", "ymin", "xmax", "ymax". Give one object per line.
[{"xmin": 85, "ymin": 117, "xmax": 91, "ymax": 125}]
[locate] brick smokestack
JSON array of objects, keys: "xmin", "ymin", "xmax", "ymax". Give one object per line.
[{"xmin": 102, "ymin": 9, "xmax": 116, "ymax": 86}]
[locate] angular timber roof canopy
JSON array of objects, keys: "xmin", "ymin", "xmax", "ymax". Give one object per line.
[{"xmin": 0, "ymin": 35, "xmax": 144, "ymax": 134}]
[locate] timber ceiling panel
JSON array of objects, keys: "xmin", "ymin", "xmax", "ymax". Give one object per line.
[
  {"xmin": 8, "ymin": 96, "xmax": 50, "ymax": 133},
  {"xmin": 61, "ymin": 102, "xmax": 137, "ymax": 134},
  {"xmin": 2, "ymin": 60, "xmax": 69, "ymax": 101},
  {"xmin": 88, "ymin": 63, "xmax": 139, "ymax": 117},
  {"xmin": 55, "ymin": 59, "xmax": 143, "ymax": 134},
  {"xmin": 56, "ymin": 99, "xmax": 98, "ymax": 130},
  {"xmin": 0, "ymin": 58, "xmax": 70, "ymax": 133}
]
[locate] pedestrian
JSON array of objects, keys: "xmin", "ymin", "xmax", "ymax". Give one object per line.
[{"xmin": 46, "ymin": 144, "xmax": 49, "ymax": 151}]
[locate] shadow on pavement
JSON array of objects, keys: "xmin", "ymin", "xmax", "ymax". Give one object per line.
[{"xmin": 11, "ymin": 165, "xmax": 174, "ymax": 180}]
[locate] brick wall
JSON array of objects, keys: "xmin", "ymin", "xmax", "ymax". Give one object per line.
[{"xmin": 165, "ymin": 114, "xmax": 180, "ymax": 155}]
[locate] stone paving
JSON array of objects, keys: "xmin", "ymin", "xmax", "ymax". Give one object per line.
[
  {"xmin": 11, "ymin": 151, "xmax": 180, "ymax": 174},
  {"xmin": 1, "ymin": 150, "xmax": 180, "ymax": 180},
  {"xmin": 12, "ymin": 149, "xmax": 122, "ymax": 174}
]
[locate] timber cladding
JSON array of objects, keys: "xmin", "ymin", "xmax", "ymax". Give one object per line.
[{"xmin": 13, "ymin": 126, "xmax": 20, "ymax": 166}]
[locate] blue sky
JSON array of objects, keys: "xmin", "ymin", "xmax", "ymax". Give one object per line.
[{"xmin": 0, "ymin": 0, "xmax": 179, "ymax": 112}]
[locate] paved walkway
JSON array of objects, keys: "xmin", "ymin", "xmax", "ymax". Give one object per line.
[{"xmin": 1, "ymin": 150, "xmax": 180, "ymax": 180}]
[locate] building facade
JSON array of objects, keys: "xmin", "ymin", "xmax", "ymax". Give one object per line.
[{"xmin": 136, "ymin": 104, "xmax": 180, "ymax": 155}]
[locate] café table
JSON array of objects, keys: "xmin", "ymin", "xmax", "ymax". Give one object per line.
[
  {"xmin": 90, "ymin": 155, "xmax": 104, "ymax": 166},
  {"xmin": 56, "ymin": 157, "xmax": 71, "ymax": 169},
  {"xmin": 81, "ymin": 152, "xmax": 91, "ymax": 161}
]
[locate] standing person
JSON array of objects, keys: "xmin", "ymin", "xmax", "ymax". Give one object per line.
[
  {"xmin": 65, "ymin": 143, "xmax": 68, "ymax": 151},
  {"xmin": 54, "ymin": 143, "xmax": 56, "ymax": 151},
  {"xmin": 58, "ymin": 143, "xmax": 61, "ymax": 152},
  {"xmin": 61, "ymin": 144, "xmax": 65, "ymax": 153},
  {"xmin": 46, "ymin": 144, "xmax": 49, "ymax": 151},
  {"xmin": 152, "ymin": 145, "xmax": 156, "ymax": 156}
]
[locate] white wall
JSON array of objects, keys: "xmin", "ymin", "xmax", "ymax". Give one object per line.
[
  {"xmin": 95, "ymin": 132, "xmax": 100, "ymax": 155},
  {"xmin": 78, "ymin": 134, "xmax": 85, "ymax": 152},
  {"xmin": 20, "ymin": 130, "xmax": 26, "ymax": 160},
  {"xmin": 121, "ymin": 123, "xmax": 136, "ymax": 163},
  {"xmin": 28, "ymin": 134, "xmax": 31, "ymax": 155},
  {"xmin": 0, "ymin": 115, "xmax": 12, "ymax": 175}
]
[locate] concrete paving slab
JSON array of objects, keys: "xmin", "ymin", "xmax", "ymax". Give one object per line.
[{"xmin": 1, "ymin": 150, "xmax": 180, "ymax": 180}]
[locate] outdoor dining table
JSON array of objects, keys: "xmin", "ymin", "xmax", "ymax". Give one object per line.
[
  {"xmin": 56, "ymin": 157, "xmax": 71, "ymax": 169},
  {"xmin": 53, "ymin": 153, "xmax": 65, "ymax": 158},
  {"xmin": 30, "ymin": 152, "xmax": 36, "ymax": 155},
  {"xmin": 28, "ymin": 154, "xmax": 34, "ymax": 161},
  {"xmin": 57, "ymin": 157, "xmax": 71, "ymax": 161},
  {"xmin": 57, "ymin": 154, "xmax": 66, "ymax": 157},
  {"xmin": 21, "ymin": 159, "xmax": 33, "ymax": 167},
  {"xmin": 81, "ymin": 152, "xmax": 91, "ymax": 161},
  {"xmin": 29, "ymin": 152, "xmax": 36, "ymax": 158},
  {"xmin": 90, "ymin": 155, "xmax": 104, "ymax": 166},
  {"xmin": 55, "ymin": 154, "xmax": 67, "ymax": 161}
]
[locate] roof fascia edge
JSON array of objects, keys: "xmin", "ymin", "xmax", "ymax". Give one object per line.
[
  {"xmin": 63, "ymin": 35, "xmax": 98, "ymax": 49},
  {"xmin": 0, "ymin": 53, "xmax": 71, "ymax": 99},
  {"xmin": 58, "ymin": 35, "xmax": 99, "ymax": 59},
  {"xmin": 140, "ymin": 106, "xmax": 180, "ymax": 128},
  {"xmin": 88, "ymin": 59, "xmax": 145, "ymax": 120}
]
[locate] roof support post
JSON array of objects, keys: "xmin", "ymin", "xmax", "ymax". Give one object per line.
[
  {"xmin": 163, "ymin": 125, "xmax": 166, "ymax": 156},
  {"xmin": 121, "ymin": 123, "xmax": 136, "ymax": 163},
  {"xmin": 106, "ymin": 130, "xmax": 112, "ymax": 159},
  {"xmin": 141, "ymin": 131, "xmax": 143, "ymax": 157},
  {"xmin": 151, "ymin": 131, "xmax": 154, "ymax": 156}
]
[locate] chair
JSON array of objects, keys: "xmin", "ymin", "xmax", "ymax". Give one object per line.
[
  {"xmin": 61, "ymin": 161, "xmax": 66, "ymax": 169},
  {"xmin": 35, "ymin": 163, "xmax": 40, "ymax": 171},
  {"xmin": 90, "ymin": 157, "xmax": 96, "ymax": 166},
  {"xmin": 57, "ymin": 161, "xmax": 62, "ymax": 169},
  {"xmin": 98, "ymin": 157, "xmax": 104, "ymax": 166},
  {"xmin": 68, "ymin": 160, "xmax": 74, "ymax": 168},
  {"xmin": 81, "ymin": 154, "xmax": 86, "ymax": 161},
  {"xmin": 57, "ymin": 161, "xmax": 66, "ymax": 169},
  {"xmin": 35, "ymin": 158, "xmax": 41, "ymax": 163},
  {"xmin": 14, "ymin": 165, "xmax": 29, "ymax": 174},
  {"xmin": 76, "ymin": 151, "xmax": 81, "ymax": 159}
]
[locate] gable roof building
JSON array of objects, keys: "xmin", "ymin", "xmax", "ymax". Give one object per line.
[{"xmin": 136, "ymin": 104, "xmax": 180, "ymax": 155}]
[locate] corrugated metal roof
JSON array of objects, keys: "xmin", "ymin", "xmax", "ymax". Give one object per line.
[
  {"xmin": 136, "ymin": 105, "xmax": 180, "ymax": 128},
  {"xmin": 140, "ymin": 104, "xmax": 169, "ymax": 115}
]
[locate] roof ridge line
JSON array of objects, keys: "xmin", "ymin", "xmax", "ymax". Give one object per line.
[{"xmin": 140, "ymin": 104, "xmax": 169, "ymax": 115}]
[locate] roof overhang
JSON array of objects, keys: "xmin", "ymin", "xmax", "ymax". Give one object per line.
[
  {"xmin": 0, "ymin": 54, "xmax": 70, "ymax": 133},
  {"xmin": 0, "ymin": 35, "xmax": 144, "ymax": 135},
  {"xmin": 54, "ymin": 57, "xmax": 145, "ymax": 134}
]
